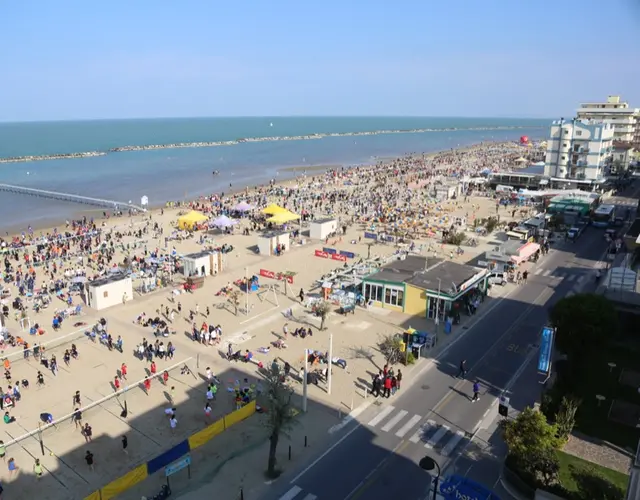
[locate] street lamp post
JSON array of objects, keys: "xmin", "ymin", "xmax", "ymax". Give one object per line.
[{"xmin": 419, "ymin": 455, "xmax": 441, "ymax": 500}]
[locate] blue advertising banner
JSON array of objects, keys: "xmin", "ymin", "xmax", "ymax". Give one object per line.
[
  {"xmin": 322, "ymin": 247, "xmax": 337, "ymax": 255},
  {"xmin": 339, "ymin": 250, "xmax": 355, "ymax": 259},
  {"xmin": 537, "ymin": 326, "xmax": 555, "ymax": 375},
  {"xmin": 364, "ymin": 232, "xmax": 378, "ymax": 240},
  {"xmin": 440, "ymin": 475, "xmax": 500, "ymax": 500}
]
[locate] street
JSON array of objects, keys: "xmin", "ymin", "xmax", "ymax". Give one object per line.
[{"xmin": 265, "ymin": 190, "xmax": 638, "ymax": 500}]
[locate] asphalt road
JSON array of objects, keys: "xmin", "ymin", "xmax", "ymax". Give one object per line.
[{"xmin": 266, "ymin": 188, "xmax": 639, "ymax": 500}]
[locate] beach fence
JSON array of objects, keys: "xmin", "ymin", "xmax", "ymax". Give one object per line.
[
  {"xmin": 83, "ymin": 400, "xmax": 257, "ymax": 500},
  {"xmin": 1, "ymin": 325, "xmax": 90, "ymax": 364},
  {"xmin": 4, "ymin": 358, "xmax": 194, "ymax": 452}
]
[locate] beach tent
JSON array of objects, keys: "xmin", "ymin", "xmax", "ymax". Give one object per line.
[
  {"xmin": 266, "ymin": 211, "xmax": 300, "ymax": 224},
  {"xmin": 210, "ymin": 215, "xmax": 238, "ymax": 228},
  {"xmin": 234, "ymin": 201, "xmax": 254, "ymax": 212},
  {"xmin": 177, "ymin": 211, "xmax": 209, "ymax": 230},
  {"xmin": 262, "ymin": 203, "xmax": 288, "ymax": 215}
]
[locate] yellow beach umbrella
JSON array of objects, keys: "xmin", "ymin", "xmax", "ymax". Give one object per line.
[
  {"xmin": 266, "ymin": 211, "xmax": 301, "ymax": 224},
  {"xmin": 262, "ymin": 203, "xmax": 287, "ymax": 215}
]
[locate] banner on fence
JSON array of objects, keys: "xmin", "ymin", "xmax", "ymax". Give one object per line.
[
  {"xmin": 322, "ymin": 247, "xmax": 337, "ymax": 255},
  {"xmin": 224, "ymin": 400, "xmax": 256, "ymax": 427},
  {"xmin": 147, "ymin": 440, "xmax": 190, "ymax": 475},
  {"xmin": 259, "ymin": 269, "xmax": 294, "ymax": 284},
  {"xmin": 315, "ymin": 250, "xmax": 329, "ymax": 259},
  {"xmin": 339, "ymin": 250, "xmax": 355, "ymax": 259},
  {"xmin": 364, "ymin": 232, "xmax": 377, "ymax": 240},
  {"xmin": 101, "ymin": 464, "xmax": 148, "ymax": 500},
  {"xmin": 188, "ymin": 418, "xmax": 225, "ymax": 450},
  {"xmin": 331, "ymin": 253, "xmax": 347, "ymax": 262}
]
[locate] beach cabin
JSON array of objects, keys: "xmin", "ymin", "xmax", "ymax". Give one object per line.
[
  {"xmin": 309, "ymin": 218, "xmax": 338, "ymax": 240},
  {"xmin": 258, "ymin": 231, "xmax": 290, "ymax": 256},
  {"xmin": 86, "ymin": 273, "xmax": 133, "ymax": 311},
  {"xmin": 182, "ymin": 251, "xmax": 221, "ymax": 277}
]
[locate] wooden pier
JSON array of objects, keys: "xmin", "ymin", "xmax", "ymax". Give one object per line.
[{"xmin": 0, "ymin": 183, "xmax": 145, "ymax": 212}]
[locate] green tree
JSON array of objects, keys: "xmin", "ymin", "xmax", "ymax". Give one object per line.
[
  {"xmin": 503, "ymin": 407, "xmax": 561, "ymax": 459},
  {"xmin": 263, "ymin": 364, "xmax": 298, "ymax": 478},
  {"xmin": 377, "ymin": 333, "xmax": 405, "ymax": 365},
  {"xmin": 549, "ymin": 294, "xmax": 617, "ymax": 362},
  {"xmin": 227, "ymin": 289, "xmax": 241, "ymax": 315},
  {"xmin": 314, "ymin": 300, "xmax": 332, "ymax": 330},
  {"xmin": 555, "ymin": 395, "xmax": 581, "ymax": 443}
]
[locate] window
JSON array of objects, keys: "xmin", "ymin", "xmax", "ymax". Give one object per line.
[
  {"xmin": 103, "ymin": 291, "xmax": 109, "ymax": 298},
  {"xmin": 576, "ymin": 130, "xmax": 583, "ymax": 136},
  {"xmin": 383, "ymin": 286, "xmax": 404, "ymax": 307},
  {"xmin": 364, "ymin": 283, "xmax": 383, "ymax": 302},
  {"xmin": 561, "ymin": 156, "xmax": 566, "ymax": 160}
]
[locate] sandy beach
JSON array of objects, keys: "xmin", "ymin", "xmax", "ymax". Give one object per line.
[{"xmin": 0, "ymin": 139, "xmax": 542, "ymax": 499}]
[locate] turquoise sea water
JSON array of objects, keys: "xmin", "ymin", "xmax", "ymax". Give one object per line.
[{"xmin": 0, "ymin": 117, "xmax": 549, "ymax": 230}]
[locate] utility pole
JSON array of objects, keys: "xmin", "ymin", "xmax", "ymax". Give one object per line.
[
  {"xmin": 327, "ymin": 334, "xmax": 333, "ymax": 395},
  {"xmin": 244, "ymin": 266, "xmax": 249, "ymax": 316},
  {"xmin": 302, "ymin": 349, "xmax": 309, "ymax": 412}
]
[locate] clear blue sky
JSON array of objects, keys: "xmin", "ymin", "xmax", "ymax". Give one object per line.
[{"xmin": 2, "ymin": 0, "xmax": 639, "ymax": 121}]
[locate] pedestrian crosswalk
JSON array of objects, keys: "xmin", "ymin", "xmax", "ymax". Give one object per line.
[
  {"xmin": 365, "ymin": 405, "xmax": 469, "ymax": 457},
  {"xmin": 279, "ymin": 485, "xmax": 317, "ymax": 500},
  {"xmin": 531, "ymin": 267, "xmax": 587, "ymax": 283}
]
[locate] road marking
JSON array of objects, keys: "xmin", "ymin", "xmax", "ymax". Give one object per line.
[
  {"xmin": 533, "ymin": 268, "xmax": 542, "ymax": 275},
  {"xmin": 302, "ymin": 495, "xmax": 317, "ymax": 500},
  {"xmin": 395, "ymin": 414, "xmax": 422, "ymax": 438},
  {"xmin": 567, "ymin": 275, "xmax": 575, "ymax": 282},
  {"xmin": 328, "ymin": 400, "xmax": 372, "ymax": 434},
  {"xmin": 367, "ymin": 406, "xmax": 395, "ymax": 427},
  {"xmin": 542, "ymin": 269, "xmax": 551, "ymax": 277},
  {"xmin": 409, "ymin": 420, "xmax": 435, "ymax": 443},
  {"xmin": 425, "ymin": 425, "xmax": 450, "ymax": 449},
  {"xmin": 381, "ymin": 410, "xmax": 407, "ymax": 432},
  {"xmin": 279, "ymin": 486, "xmax": 302, "ymax": 500},
  {"xmin": 290, "ymin": 420, "xmax": 362, "ymax": 484},
  {"xmin": 441, "ymin": 430, "xmax": 466, "ymax": 457},
  {"xmin": 566, "ymin": 290, "xmax": 575, "ymax": 297}
]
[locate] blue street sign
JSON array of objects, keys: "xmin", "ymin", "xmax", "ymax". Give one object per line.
[
  {"xmin": 537, "ymin": 326, "xmax": 555, "ymax": 375},
  {"xmin": 165, "ymin": 455, "xmax": 191, "ymax": 477},
  {"xmin": 440, "ymin": 475, "xmax": 500, "ymax": 500}
]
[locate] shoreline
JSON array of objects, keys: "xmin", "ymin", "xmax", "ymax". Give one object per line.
[
  {"xmin": 0, "ymin": 139, "xmax": 531, "ymax": 238},
  {"xmin": 0, "ymin": 125, "xmax": 543, "ymax": 163}
]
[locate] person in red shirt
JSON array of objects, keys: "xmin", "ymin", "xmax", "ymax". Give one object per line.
[
  {"xmin": 162, "ymin": 370, "xmax": 169, "ymax": 385},
  {"xmin": 150, "ymin": 361, "xmax": 157, "ymax": 375},
  {"xmin": 113, "ymin": 376, "xmax": 121, "ymax": 391},
  {"xmin": 383, "ymin": 377, "xmax": 392, "ymax": 398},
  {"xmin": 143, "ymin": 378, "xmax": 151, "ymax": 394},
  {"xmin": 120, "ymin": 363, "xmax": 127, "ymax": 380}
]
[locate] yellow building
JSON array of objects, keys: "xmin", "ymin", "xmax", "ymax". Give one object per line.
[{"xmin": 362, "ymin": 256, "xmax": 489, "ymax": 321}]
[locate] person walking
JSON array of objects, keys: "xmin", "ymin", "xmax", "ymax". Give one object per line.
[
  {"xmin": 121, "ymin": 435, "xmax": 128, "ymax": 455},
  {"xmin": 85, "ymin": 450, "xmax": 94, "ymax": 471},
  {"xmin": 383, "ymin": 376, "xmax": 392, "ymax": 398},
  {"xmin": 120, "ymin": 363, "xmax": 128, "ymax": 380},
  {"xmin": 204, "ymin": 401, "xmax": 212, "ymax": 421},
  {"xmin": 396, "ymin": 370, "xmax": 403, "ymax": 391},
  {"xmin": 7, "ymin": 457, "xmax": 18, "ymax": 477},
  {"xmin": 143, "ymin": 378, "xmax": 151, "ymax": 395},
  {"xmin": 457, "ymin": 360, "xmax": 467, "ymax": 378},
  {"xmin": 33, "ymin": 458, "xmax": 43, "ymax": 479},
  {"xmin": 169, "ymin": 414, "xmax": 178, "ymax": 434},
  {"xmin": 522, "ymin": 270, "xmax": 529, "ymax": 284},
  {"xmin": 113, "ymin": 376, "xmax": 121, "ymax": 391},
  {"xmin": 471, "ymin": 380, "xmax": 480, "ymax": 402}
]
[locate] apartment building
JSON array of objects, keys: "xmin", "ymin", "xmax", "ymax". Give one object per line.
[
  {"xmin": 576, "ymin": 95, "xmax": 639, "ymax": 143},
  {"xmin": 544, "ymin": 119, "xmax": 613, "ymax": 181}
]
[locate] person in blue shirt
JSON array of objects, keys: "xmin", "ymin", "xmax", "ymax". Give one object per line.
[{"xmin": 472, "ymin": 381, "xmax": 480, "ymax": 402}]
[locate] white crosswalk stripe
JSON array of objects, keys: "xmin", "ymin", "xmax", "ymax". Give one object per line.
[
  {"xmin": 441, "ymin": 430, "xmax": 466, "ymax": 457},
  {"xmin": 542, "ymin": 269, "xmax": 551, "ymax": 277},
  {"xmin": 381, "ymin": 410, "xmax": 408, "ymax": 432},
  {"xmin": 426, "ymin": 425, "xmax": 450, "ymax": 449},
  {"xmin": 533, "ymin": 268, "xmax": 542, "ymax": 275},
  {"xmin": 395, "ymin": 414, "xmax": 422, "ymax": 438},
  {"xmin": 302, "ymin": 495, "xmax": 318, "ymax": 500},
  {"xmin": 280, "ymin": 486, "xmax": 302, "ymax": 500},
  {"xmin": 409, "ymin": 420, "xmax": 435, "ymax": 443},
  {"xmin": 367, "ymin": 406, "xmax": 395, "ymax": 427},
  {"xmin": 567, "ymin": 275, "xmax": 576, "ymax": 282}
]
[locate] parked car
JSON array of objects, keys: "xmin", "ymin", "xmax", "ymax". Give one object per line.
[{"xmin": 488, "ymin": 272, "xmax": 507, "ymax": 286}]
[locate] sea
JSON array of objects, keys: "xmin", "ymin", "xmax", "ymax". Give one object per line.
[{"xmin": 0, "ymin": 117, "xmax": 549, "ymax": 231}]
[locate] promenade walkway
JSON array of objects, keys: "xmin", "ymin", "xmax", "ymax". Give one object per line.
[{"xmin": 0, "ymin": 183, "xmax": 145, "ymax": 212}]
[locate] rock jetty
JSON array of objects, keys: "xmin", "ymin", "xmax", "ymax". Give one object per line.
[{"xmin": 0, "ymin": 126, "xmax": 542, "ymax": 163}]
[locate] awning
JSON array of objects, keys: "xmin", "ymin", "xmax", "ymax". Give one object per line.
[{"xmin": 511, "ymin": 242, "xmax": 540, "ymax": 264}]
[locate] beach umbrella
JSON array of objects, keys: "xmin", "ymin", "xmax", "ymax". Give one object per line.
[
  {"xmin": 234, "ymin": 201, "xmax": 254, "ymax": 212},
  {"xmin": 266, "ymin": 211, "xmax": 300, "ymax": 224},
  {"xmin": 211, "ymin": 215, "xmax": 238, "ymax": 228},
  {"xmin": 262, "ymin": 203, "xmax": 288, "ymax": 215}
]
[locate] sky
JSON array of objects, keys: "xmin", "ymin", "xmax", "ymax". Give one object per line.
[{"xmin": 1, "ymin": 0, "xmax": 640, "ymax": 122}]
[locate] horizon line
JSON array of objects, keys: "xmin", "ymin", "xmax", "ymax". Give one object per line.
[{"xmin": 0, "ymin": 115, "xmax": 556, "ymax": 125}]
